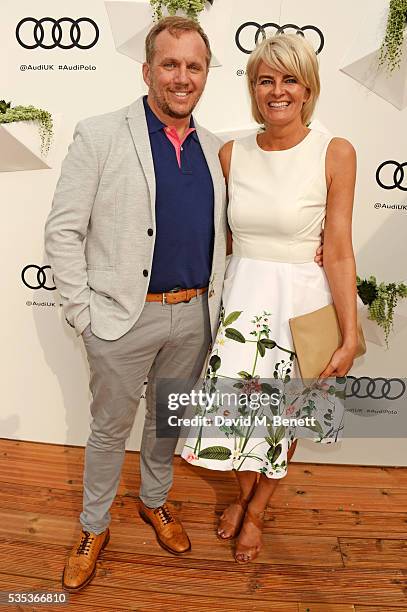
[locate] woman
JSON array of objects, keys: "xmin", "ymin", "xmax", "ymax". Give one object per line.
[{"xmin": 181, "ymin": 33, "xmax": 358, "ymax": 563}]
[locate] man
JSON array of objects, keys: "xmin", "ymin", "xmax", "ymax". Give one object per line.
[
  {"xmin": 45, "ymin": 16, "xmax": 226, "ymax": 592},
  {"xmin": 45, "ymin": 16, "xmax": 323, "ymax": 592}
]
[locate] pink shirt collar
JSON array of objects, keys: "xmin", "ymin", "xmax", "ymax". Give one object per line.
[{"xmin": 164, "ymin": 125, "xmax": 196, "ymax": 168}]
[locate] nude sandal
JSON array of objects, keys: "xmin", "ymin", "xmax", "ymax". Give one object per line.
[
  {"xmin": 234, "ymin": 509, "xmax": 265, "ymax": 563},
  {"xmin": 217, "ymin": 495, "xmax": 251, "ymax": 540}
]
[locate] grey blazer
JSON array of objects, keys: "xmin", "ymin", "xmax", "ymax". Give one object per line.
[{"xmin": 44, "ymin": 97, "xmax": 227, "ymax": 341}]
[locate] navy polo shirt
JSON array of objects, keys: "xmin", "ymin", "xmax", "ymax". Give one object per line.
[{"xmin": 143, "ymin": 96, "xmax": 214, "ymax": 293}]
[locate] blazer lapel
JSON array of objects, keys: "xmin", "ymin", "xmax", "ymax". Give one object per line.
[{"xmin": 126, "ymin": 98, "xmax": 156, "ymax": 222}]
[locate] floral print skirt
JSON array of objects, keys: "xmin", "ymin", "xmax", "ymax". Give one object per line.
[{"xmin": 181, "ymin": 255, "xmax": 346, "ymax": 479}]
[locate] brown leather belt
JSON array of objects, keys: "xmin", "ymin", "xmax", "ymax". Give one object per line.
[{"xmin": 146, "ymin": 287, "xmax": 208, "ymax": 305}]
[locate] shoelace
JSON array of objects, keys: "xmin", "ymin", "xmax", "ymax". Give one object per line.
[
  {"xmin": 154, "ymin": 504, "xmax": 175, "ymax": 526},
  {"xmin": 76, "ymin": 530, "xmax": 95, "ymax": 555}
]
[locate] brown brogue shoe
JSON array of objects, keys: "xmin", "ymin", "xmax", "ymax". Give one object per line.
[
  {"xmin": 139, "ymin": 501, "xmax": 191, "ymax": 555},
  {"xmin": 62, "ymin": 528, "xmax": 110, "ymax": 592}
]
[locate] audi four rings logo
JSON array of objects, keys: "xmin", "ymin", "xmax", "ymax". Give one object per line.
[
  {"xmin": 235, "ymin": 22, "xmax": 324, "ymax": 55},
  {"xmin": 21, "ymin": 265, "xmax": 56, "ymax": 291},
  {"xmin": 346, "ymin": 377, "xmax": 406, "ymax": 400},
  {"xmin": 16, "ymin": 17, "xmax": 99, "ymax": 50},
  {"xmin": 376, "ymin": 161, "xmax": 407, "ymax": 191}
]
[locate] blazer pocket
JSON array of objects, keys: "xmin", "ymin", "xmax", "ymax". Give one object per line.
[
  {"xmin": 87, "ymin": 268, "xmax": 113, "ymax": 297},
  {"xmin": 87, "ymin": 264, "xmax": 114, "ymax": 271}
]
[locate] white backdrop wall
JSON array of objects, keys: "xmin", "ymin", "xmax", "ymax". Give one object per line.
[{"xmin": 2, "ymin": 0, "xmax": 407, "ymax": 465}]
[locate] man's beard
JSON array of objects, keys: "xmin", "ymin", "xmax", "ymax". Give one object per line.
[
  {"xmin": 150, "ymin": 85, "xmax": 200, "ymax": 119},
  {"xmin": 159, "ymin": 100, "xmax": 192, "ymax": 119}
]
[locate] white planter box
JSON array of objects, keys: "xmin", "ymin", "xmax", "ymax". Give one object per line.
[
  {"xmin": 105, "ymin": 1, "xmax": 221, "ymax": 66},
  {"xmin": 358, "ymin": 303, "xmax": 386, "ymax": 346},
  {"xmin": 0, "ymin": 120, "xmax": 51, "ymax": 172},
  {"xmin": 358, "ymin": 302, "xmax": 407, "ymax": 347},
  {"xmin": 341, "ymin": 0, "xmax": 407, "ymax": 109}
]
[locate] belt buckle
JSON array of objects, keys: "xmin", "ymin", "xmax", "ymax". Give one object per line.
[{"xmin": 164, "ymin": 287, "xmax": 182, "ymax": 305}]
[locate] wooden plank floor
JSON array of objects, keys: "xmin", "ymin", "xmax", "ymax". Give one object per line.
[{"xmin": 0, "ymin": 439, "xmax": 407, "ymax": 612}]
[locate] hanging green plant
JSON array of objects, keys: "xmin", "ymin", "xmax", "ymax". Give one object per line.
[
  {"xmin": 357, "ymin": 275, "xmax": 407, "ymax": 347},
  {"xmin": 0, "ymin": 100, "xmax": 11, "ymax": 114},
  {"xmin": 150, "ymin": 0, "xmax": 206, "ymax": 22},
  {"xmin": 378, "ymin": 0, "xmax": 407, "ymax": 72},
  {"xmin": 0, "ymin": 100, "xmax": 53, "ymax": 157}
]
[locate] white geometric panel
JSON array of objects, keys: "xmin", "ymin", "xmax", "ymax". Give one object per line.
[
  {"xmin": 0, "ymin": 121, "xmax": 51, "ymax": 172},
  {"xmin": 308, "ymin": 119, "xmax": 331, "ymax": 134},
  {"xmin": 215, "ymin": 125, "xmax": 257, "ymax": 143},
  {"xmin": 215, "ymin": 119, "xmax": 331, "ymax": 143},
  {"xmin": 340, "ymin": 0, "xmax": 407, "ymax": 110},
  {"xmin": 341, "ymin": 38, "xmax": 407, "ymax": 110},
  {"xmin": 104, "ymin": 0, "xmax": 221, "ymax": 67}
]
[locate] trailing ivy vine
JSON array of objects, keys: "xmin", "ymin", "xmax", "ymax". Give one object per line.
[
  {"xmin": 150, "ymin": 0, "xmax": 206, "ymax": 22},
  {"xmin": 379, "ymin": 0, "xmax": 407, "ymax": 71},
  {"xmin": 0, "ymin": 100, "xmax": 53, "ymax": 156},
  {"xmin": 357, "ymin": 275, "xmax": 407, "ymax": 347}
]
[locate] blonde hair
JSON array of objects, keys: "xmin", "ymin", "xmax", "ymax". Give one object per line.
[
  {"xmin": 145, "ymin": 16, "xmax": 212, "ymax": 67},
  {"xmin": 246, "ymin": 34, "xmax": 320, "ymax": 126}
]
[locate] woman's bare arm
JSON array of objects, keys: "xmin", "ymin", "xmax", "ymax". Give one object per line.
[{"xmin": 319, "ymin": 137, "xmax": 358, "ymax": 377}]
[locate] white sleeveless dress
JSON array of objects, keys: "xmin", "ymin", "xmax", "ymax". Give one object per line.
[{"xmin": 181, "ymin": 130, "xmax": 345, "ymax": 479}]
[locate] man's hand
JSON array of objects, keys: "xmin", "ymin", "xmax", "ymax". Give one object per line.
[
  {"xmin": 314, "ymin": 229, "xmax": 324, "ymax": 267},
  {"xmin": 314, "ymin": 244, "xmax": 323, "ymax": 266}
]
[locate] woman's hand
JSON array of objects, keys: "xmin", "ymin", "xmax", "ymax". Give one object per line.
[{"xmin": 319, "ymin": 344, "xmax": 357, "ymax": 378}]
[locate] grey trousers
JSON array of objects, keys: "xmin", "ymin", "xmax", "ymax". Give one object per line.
[{"xmin": 79, "ymin": 293, "xmax": 211, "ymax": 534}]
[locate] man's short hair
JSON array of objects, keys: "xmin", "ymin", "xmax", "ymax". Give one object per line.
[{"xmin": 145, "ymin": 16, "xmax": 212, "ymax": 68}]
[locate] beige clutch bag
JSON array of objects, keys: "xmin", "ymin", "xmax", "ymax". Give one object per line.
[{"xmin": 289, "ymin": 303, "xmax": 366, "ymax": 380}]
